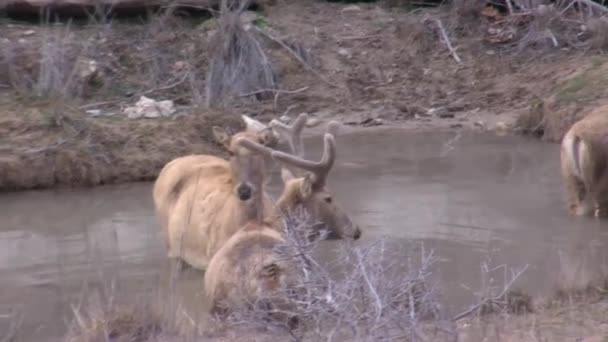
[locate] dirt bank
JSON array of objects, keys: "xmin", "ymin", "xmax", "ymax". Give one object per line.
[
  {"xmin": 0, "ymin": 96, "xmax": 244, "ymax": 191},
  {"xmin": 1, "ymin": 0, "xmax": 607, "ymax": 191}
]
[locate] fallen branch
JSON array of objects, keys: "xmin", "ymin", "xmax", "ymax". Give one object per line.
[
  {"xmin": 240, "ymin": 86, "xmax": 310, "ymax": 109},
  {"xmin": 451, "ymin": 264, "xmax": 529, "ymax": 321},
  {"xmin": 253, "ymin": 26, "xmax": 341, "ymax": 88},
  {"xmin": 336, "ymin": 34, "xmax": 382, "ymax": 40},
  {"xmin": 424, "ymin": 18, "xmax": 462, "ymax": 64},
  {"xmin": 239, "ymin": 86, "xmax": 309, "ymax": 97}
]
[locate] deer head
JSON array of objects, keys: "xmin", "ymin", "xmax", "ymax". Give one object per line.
[
  {"xmin": 212, "ymin": 121, "xmax": 277, "ymax": 207},
  {"xmin": 237, "ymin": 118, "xmax": 362, "ymax": 241}
]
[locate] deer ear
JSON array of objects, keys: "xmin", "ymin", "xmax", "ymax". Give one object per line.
[
  {"xmin": 300, "ymin": 175, "xmax": 314, "ymax": 199},
  {"xmin": 260, "ymin": 263, "xmax": 280, "ymax": 279},
  {"xmin": 281, "ymin": 168, "xmax": 295, "ymax": 184},
  {"xmin": 212, "ymin": 126, "xmax": 230, "ymax": 146}
]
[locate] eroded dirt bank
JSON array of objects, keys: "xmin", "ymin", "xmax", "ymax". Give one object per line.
[{"xmin": 1, "ymin": 0, "xmax": 608, "ymax": 191}]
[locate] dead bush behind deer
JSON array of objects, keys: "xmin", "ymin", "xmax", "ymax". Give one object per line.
[{"xmin": 205, "ymin": 0, "xmax": 276, "ymax": 108}]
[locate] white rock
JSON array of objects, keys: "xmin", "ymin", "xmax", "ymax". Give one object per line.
[
  {"xmin": 124, "ymin": 96, "xmax": 175, "ymax": 119},
  {"xmin": 305, "ymin": 117, "xmax": 321, "ymax": 127},
  {"xmin": 157, "ymin": 100, "xmax": 176, "ymax": 117},
  {"xmin": 86, "ymin": 109, "xmax": 101, "ymax": 116},
  {"xmin": 341, "ymin": 5, "xmax": 361, "ymax": 12}
]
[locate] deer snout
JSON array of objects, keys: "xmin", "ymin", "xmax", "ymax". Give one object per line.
[{"xmin": 236, "ymin": 183, "xmax": 252, "ymax": 201}]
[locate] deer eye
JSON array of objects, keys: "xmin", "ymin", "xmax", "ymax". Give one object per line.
[{"xmin": 324, "ymin": 196, "xmax": 332, "ymax": 203}]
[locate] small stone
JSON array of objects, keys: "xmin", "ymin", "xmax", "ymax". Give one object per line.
[
  {"xmin": 86, "ymin": 109, "xmax": 102, "ymax": 116},
  {"xmin": 337, "ymin": 48, "xmax": 351, "ymax": 58},
  {"xmin": 341, "ymin": 5, "xmax": 361, "ymax": 12},
  {"xmin": 22, "ymin": 30, "xmax": 35, "ymax": 36},
  {"xmin": 305, "ymin": 117, "xmax": 321, "ymax": 127},
  {"xmin": 495, "ymin": 121, "xmax": 510, "ymax": 133}
]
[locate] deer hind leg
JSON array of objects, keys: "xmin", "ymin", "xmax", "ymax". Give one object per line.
[
  {"xmin": 592, "ymin": 177, "xmax": 608, "ymax": 218},
  {"xmin": 564, "ymin": 173, "xmax": 593, "ymax": 216}
]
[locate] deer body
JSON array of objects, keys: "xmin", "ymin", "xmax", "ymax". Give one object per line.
[
  {"xmin": 203, "ymin": 220, "xmax": 301, "ymax": 327},
  {"xmin": 560, "ymin": 107, "xmax": 608, "ymax": 217}
]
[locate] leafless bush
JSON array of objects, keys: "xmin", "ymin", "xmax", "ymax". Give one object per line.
[
  {"xmin": 1, "ymin": 21, "xmax": 99, "ymax": 100},
  {"xmin": 205, "ymin": 0, "xmax": 276, "ymax": 108},
  {"xmin": 452, "ymin": 254, "xmax": 531, "ymax": 321},
  {"xmin": 214, "ymin": 208, "xmax": 454, "ymax": 341}
]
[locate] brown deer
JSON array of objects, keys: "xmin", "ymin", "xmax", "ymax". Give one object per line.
[
  {"xmin": 204, "ymin": 131, "xmax": 351, "ymax": 324},
  {"xmin": 152, "ymin": 119, "xmax": 279, "ymax": 270},
  {"xmin": 560, "ymin": 106, "xmax": 608, "ymax": 217}
]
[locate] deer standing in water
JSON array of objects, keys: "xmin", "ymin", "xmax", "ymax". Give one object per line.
[
  {"xmin": 560, "ymin": 105, "xmax": 608, "ymax": 217},
  {"xmin": 152, "ymin": 121, "xmax": 279, "ymax": 270},
  {"xmin": 204, "ymin": 124, "xmax": 355, "ymax": 324},
  {"xmin": 153, "ymin": 114, "xmax": 360, "ymax": 271}
]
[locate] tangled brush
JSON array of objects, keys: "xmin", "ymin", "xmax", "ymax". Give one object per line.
[{"xmin": 205, "ymin": 0, "xmax": 276, "ymax": 108}]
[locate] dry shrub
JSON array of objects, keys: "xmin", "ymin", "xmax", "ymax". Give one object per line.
[
  {"xmin": 213, "ymin": 209, "xmax": 453, "ymax": 341},
  {"xmin": 1, "ymin": 22, "xmax": 100, "ymax": 100},
  {"xmin": 205, "ymin": 0, "xmax": 276, "ymax": 108}
]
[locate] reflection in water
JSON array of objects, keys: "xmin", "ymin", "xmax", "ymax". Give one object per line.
[{"xmin": 1, "ymin": 129, "xmax": 608, "ymax": 341}]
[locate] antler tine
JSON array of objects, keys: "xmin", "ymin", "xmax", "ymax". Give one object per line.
[
  {"xmin": 270, "ymin": 113, "xmax": 308, "ymax": 157},
  {"xmin": 271, "ymin": 133, "xmax": 336, "ymax": 188},
  {"xmin": 236, "ymin": 136, "xmax": 274, "ymax": 158}
]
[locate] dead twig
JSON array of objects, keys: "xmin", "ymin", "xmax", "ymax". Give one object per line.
[
  {"xmin": 424, "ymin": 17, "xmax": 462, "ymax": 64},
  {"xmin": 451, "ymin": 264, "xmax": 529, "ymax": 321},
  {"xmin": 239, "ymin": 86, "xmax": 309, "ymax": 97},
  {"xmin": 240, "ymin": 86, "xmax": 309, "ymax": 110}
]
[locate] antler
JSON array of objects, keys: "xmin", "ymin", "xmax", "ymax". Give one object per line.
[
  {"xmin": 235, "ymin": 136, "xmax": 275, "ymax": 158},
  {"xmin": 270, "ymin": 113, "xmax": 308, "ymax": 158},
  {"xmin": 271, "ymin": 133, "xmax": 336, "ymax": 189}
]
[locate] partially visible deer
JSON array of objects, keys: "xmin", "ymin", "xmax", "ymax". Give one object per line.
[
  {"xmin": 204, "ymin": 131, "xmax": 350, "ymax": 324},
  {"xmin": 560, "ymin": 105, "xmax": 608, "ymax": 217},
  {"xmin": 152, "ymin": 119, "xmax": 279, "ymax": 270},
  {"xmin": 239, "ymin": 116, "xmax": 361, "ymax": 241}
]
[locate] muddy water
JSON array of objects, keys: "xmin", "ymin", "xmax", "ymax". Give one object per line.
[{"xmin": 2, "ymin": 129, "xmax": 608, "ymax": 341}]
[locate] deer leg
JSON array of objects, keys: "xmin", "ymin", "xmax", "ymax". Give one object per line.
[
  {"xmin": 564, "ymin": 173, "xmax": 593, "ymax": 216},
  {"xmin": 593, "ymin": 179, "xmax": 608, "ymax": 218}
]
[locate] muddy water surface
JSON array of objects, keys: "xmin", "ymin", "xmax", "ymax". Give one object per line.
[{"xmin": 2, "ymin": 129, "xmax": 608, "ymax": 341}]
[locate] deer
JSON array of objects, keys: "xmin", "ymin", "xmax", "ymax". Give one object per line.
[
  {"xmin": 152, "ymin": 119, "xmax": 279, "ymax": 270},
  {"xmin": 560, "ymin": 105, "xmax": 608, "ymax": 217},
  {"xmin": 153, "ymin": 114, "xmax": 360, "ymax": 271},
  {"xmin": 203, "ymin": 130, "xmax": 351, "ymax": 326}
]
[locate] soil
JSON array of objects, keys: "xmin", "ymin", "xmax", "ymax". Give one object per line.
[{"xmin": 1, "ymin": 0, "xmax": 607, "ymax": 191}]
